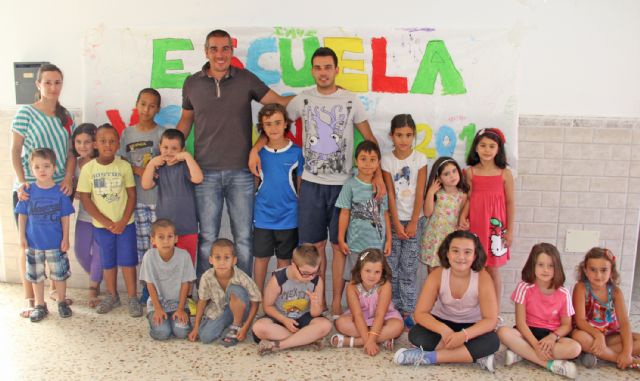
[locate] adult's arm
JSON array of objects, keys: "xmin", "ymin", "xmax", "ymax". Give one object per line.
[
  {"xmin": 11, "ymin": 132, "xmax": 27, "ymax": 186},
  {"xmin": 260, "ymin": 90, "xmax": 293, "ymax": 107},
  {"xmin": 176, "ymin": 109, "xmax": 195, "ymax": 139}
]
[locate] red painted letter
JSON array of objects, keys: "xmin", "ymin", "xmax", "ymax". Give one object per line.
[{"xmin": 371, "ymin": 37, "xmax": 407, "ymax": 93}]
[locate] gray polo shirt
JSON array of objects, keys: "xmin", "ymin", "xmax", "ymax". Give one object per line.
[{"xmin": 182, "ymin": 64, "xmax": 269, "ymax": 171}]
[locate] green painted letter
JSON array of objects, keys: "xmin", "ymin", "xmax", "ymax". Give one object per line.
[
  {"xmin": 410, "ymin": 40, "xmax": 466, "ymax": 95},
  {"xmin": 279, "ymin": 37, "xmax": 320, "ymax": 87},
  {"xmin": 151, "ymin": 38, "xmax": 194, "ymax": 88}
]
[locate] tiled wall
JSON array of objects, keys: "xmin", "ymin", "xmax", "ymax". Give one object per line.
[{"xmin": 1, "ymin": 111, "xmax": 638, "ymax": 310}]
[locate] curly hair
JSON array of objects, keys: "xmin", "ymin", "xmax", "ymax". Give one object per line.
[{"xmin": 576, "ymin": 247, "xmax": 620, "ymax": 285}]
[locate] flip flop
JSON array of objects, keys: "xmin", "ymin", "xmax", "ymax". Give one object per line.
[{"xmin": 220, "ymin": 325, "xmax": 240, "ymax": 347}]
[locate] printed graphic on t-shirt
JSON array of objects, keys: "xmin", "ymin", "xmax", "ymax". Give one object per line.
[
  {"xmin": 125, "ymin": 140, "xmax": 154, "ymax": 168},
  {"xmin": 93, "ymin": 173, "xmax": 123, "ymax": 203},
  {"xmin": 351, "ymin": 198, "xmax": 384, "ymax": 240},
  {"xmin": 393, "ymin": 166, "xmax": 413, "ymax": 199},
  {"xmin": 302, "ymin": 100, "xmax": 352, "ymax": 176},
  {"xmin": 30, "ymin": 198, "xmax": 62, "ymax": 224}
]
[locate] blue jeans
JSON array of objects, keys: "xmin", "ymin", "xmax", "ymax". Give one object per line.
[
  {"xmin": 147, "ymin": 310, "xmax": 191, "ymax": 340},
  {"xmin": 195, "ymin": 169, "xmax": 254, "ymax": 278},
  {"xmin": 198, "ymin": 284, "xmax": 250, "ymax": 344}
]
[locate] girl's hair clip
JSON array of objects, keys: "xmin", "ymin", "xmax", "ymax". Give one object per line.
[
  {"xmin": 359, "ymin": 251, "xmax": 370, "ymax": 262},
  {"xmin": 437, "ymin": 158, "xmax": 456, "ymax": 172},
  {"xmin": 478, "ymin": 128, "xmax": 506, "ymax": 144},
  {"xmin": 604, "ymin": 248, "xmax": 616, "ymax": 263}
]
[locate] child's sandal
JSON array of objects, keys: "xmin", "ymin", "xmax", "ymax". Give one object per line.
[
  {"xmin": 330, "ymin": 334, "xmax": 354, "ymax": 348},
  {"xmin": 220, "ymin": 325, "xmax": 240, "ymax": 347},
  {"xmin": 258, "ymin": 339, "xmax": 280, "ymax": 356},
  {"xmin": 20, "ymin": 298, "xmax": 35, "ymax": 318},
  {"xmin": 383, "ymin": 338, "xmax": 395, "ymax": 351}
]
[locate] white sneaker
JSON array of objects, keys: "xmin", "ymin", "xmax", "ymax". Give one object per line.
[
  {"xmin": 549, "ymin": 360, "xmax": 577, "ymax": 379},
  {"xmin": 579, "ymin": 353, "xmax": 597, "ymax": 368},
  {"xmin": 505, "ymin": 349, "xmax": 522, "ymax": 366},
  {"xmin": 476, "ymin": 354, "xmax": 495, "ymax": 373}
]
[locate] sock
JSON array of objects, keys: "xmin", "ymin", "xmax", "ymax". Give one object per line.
[
  {"xmin": 546, "ymin": 360, "xmax": 554, "ymax": 370},
  {"xmin": 423, "ymin": 351, "xmax": 437, "ymax": 364}
]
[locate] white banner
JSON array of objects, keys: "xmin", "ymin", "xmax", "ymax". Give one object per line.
[{"xmin": 83, "ymin": 27, "xmax": 519, "ymax": 169}]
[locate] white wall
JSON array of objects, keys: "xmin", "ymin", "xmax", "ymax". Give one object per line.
[{"xmin": 1, "ymin": 0, "xmax": 639, "ymax": 117}]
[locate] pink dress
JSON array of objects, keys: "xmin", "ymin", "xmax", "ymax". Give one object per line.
[
  {"xmin": 344, "ymin": 283, "xmax": 402, "ymax": 325},
  {"xmin": 468, "ymin": 168, "xmax": 509, "ymax": 267}
]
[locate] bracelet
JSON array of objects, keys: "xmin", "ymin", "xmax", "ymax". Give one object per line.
[
  {"xmin": 461, "ymin": 328, "xmax": 469, "ymax": 343},
  {"xmin": 552, "ymin": 331, "xmax": 561, "ymax": 341},
  {"xmin": 369, "ymin": 331, "xmax": 380, "ymax": 336}
]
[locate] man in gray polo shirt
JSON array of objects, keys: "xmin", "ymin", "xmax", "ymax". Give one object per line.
[{"xmin": 177, "ymin": 29, "xmax": 289, "ymax": 278}]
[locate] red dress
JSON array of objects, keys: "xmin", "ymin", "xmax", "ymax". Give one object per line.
[{"xmin": 468, "ymin": 168, "xmax": 509, "ymax": 267}]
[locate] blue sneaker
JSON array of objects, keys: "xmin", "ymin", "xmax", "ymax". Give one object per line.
[
  {"xmin": 403, "ymin": 314, "xmax": 415, "ymax": 330},
  {"xmin": 393, "ymin": 348, "xmax": 433, "ymax": 366}
]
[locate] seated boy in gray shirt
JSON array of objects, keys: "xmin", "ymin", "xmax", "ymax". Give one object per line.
[{"xmin": 139, "ymin": 219, "xmax": 196, "ymax": 340}]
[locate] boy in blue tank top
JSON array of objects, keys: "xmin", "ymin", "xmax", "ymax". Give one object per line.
[{"xmin": 252, "ymin": 104, "xmax": 304, "ymax": 295}]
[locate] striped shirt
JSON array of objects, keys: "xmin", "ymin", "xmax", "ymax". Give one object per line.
[
  {"xmin": 11, "ymin": 105, "xmax": 74, "ymax": 184},
  {"xmin": 511, "ymin": 281, "xmax": 574, "ymax": 330}
]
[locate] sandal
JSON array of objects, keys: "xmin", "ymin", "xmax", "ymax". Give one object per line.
[
  {"xmin": 383, "ymin": 338, "xmax": 395, "ymax": 351},
  {"xmin": 20, "ymin": 298, "xmax": 35, "ymax": 318},
  {"xmin": 258, "ymin": 339, "xmax": 280, "ymax": 356},
  {"xmin": 30, "ymin": 304, "xmax": 49, "ymax": 323},
  {"xmin": 50, "ymin": 289, "xmax": 73, "ymax": 306},
  {"xmin": 220, "ymin": 325, "xmax": 240, "ymax": 347},
  {"xmin": 330, "ymin": 334, "xmax": 354, "ymax": 348},
  {"xmin": 88, "ymin": 286, "xmax": 100, "ymax": 308}
]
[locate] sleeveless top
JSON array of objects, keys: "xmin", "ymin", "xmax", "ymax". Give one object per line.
[
  {"xmin": 584, "ymin": 281, "xmax": 620, "ymax": 335},
  {"xmin": 274, "ymin": 267, "xmax": 319, "ymax": 319},
  {"xmin": 431, "ymin": 268, "xmax": 482, "ymax": 323},
  {"xmin": 344, "ymin": 283, "xmax": 402, "ymax": 325}
]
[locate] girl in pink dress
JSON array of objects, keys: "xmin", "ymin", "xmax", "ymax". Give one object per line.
[
  {"xmin": 460, "ymin": 128, "xmax": 515, "ymax": 312},
  {"xmin": 331, "ymin": 248, "xmax": 403, "ymax": 356}
]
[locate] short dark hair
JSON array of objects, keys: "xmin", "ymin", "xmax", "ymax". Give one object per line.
[
  {"xmin": 292, "ymin": 244, "xmax": 320, "ymax": 268},
  {"xmin": 29, "ymin": 147, "xmax": 56, "ymax": 166},
  {"xmin": 160, "ymin": 129, "xmax": 186, "ymax": 148},
  {"xmin": 521, "ymin": 243, "xmax": 566, "ymax": 289},
  {"xmin": 151, "ymin": 218, "xmax": 176, "ymax": 236},
  {"xmin": 96, "ymin": 123, "xmax": 118, "ymax": 137},
  {"xmin": 205, "ymin": 29, "xmax": 232, "ymax": 48},
  {"xmin": 136, "ymin": 88, "xmax": 161, "ymax": 108},
  {"xmin": 350, "ymin": 248, "xmax": 392, "ymax": 286},
  {"xmin": 437, "ymin": 230, "xmax": 486, "ymax": 272},
  {"xmin": 257, "ymin": 103, "xmax": 292, "ymax": 135},
  {"xmin": 211, "ymin": 238, "xmax": 235, "ymax": 256},
  {"xmin": 311, "ymin": 47, "xmax": 338, "ymax": 67},
  {"xmin": 355, "ymin": 140, "xmax": 381, "ymax": 160},
  {"xmin": 466, "ymin": 128, "xmax": 508, "ymax": 168}
]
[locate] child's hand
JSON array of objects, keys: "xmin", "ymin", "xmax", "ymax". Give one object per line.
[
  {"xmin": 282, "ymin": 318, "xmax": 299, "ymax": 333},
  {"xmin": 149, "ymin": 155, "xmax": 166, "ymax": 169},
  {"xmin": 394, "ymin": 223, "xmax": 409, "ymax": 240},
  {"xmin": 535, "ymin": 337, "xmax": 554, "ymax": 360},
  {"xmin": 504, "ymin": 229, "xmax": 513, "ymax": 247},
  {"xmin": 590, "ymin": 333, "xmax": 607, "ymax": 356},
  {"xmin": 383, "ymin": 240, "xmax": 391, "ymax": 256},
  {"xmin": 109, "ymin": 219, "xmax": 128, "ymax": 235},
  {"xmin": 173, "ymin": 309, "xmax": 189, "ymax": 325},
  {"xmin": 174, "ymin": 152, "xmax": 190, "ymax": 162},
  {"xmin": 338, "ymin": 241, "xmax": 350, "ymax": 255},
  {"xmin": 306, "ymin": 288, "xmax": 322, "ymax": 309},
  {"xmin": 60, "ymin": 239, "xmax": 70, "ymax": 252},
  {"xmin": 364, "ymin": 336, "xmax": 380, "ymax": 356},
  {"xmin": 237, "ymin": 325, "xmax": 249, "ymax": 342},
  {"xmin": 152, "ymin": 309, "xmax": 167, "ymax": 326},
  {"xmin": 442, "ymin": 331, "xmax": 466, "ymax": 349},
  {"xmin": 458, "ymin": 218, "xmax": 469, "ymax": 230},
  {"xmin": 427, "ymin": 179, "xmax": 442, "ymax": 196},
  {"xmin": 188, "ymin": 329, "xmax": 199, "ymax": 342},
  {"xmin": 405, "ymin": 221, "xmax": 418, "ymax": 238},
  {"xmin": 616, "ymin": 352, "xmax": 634, "ymax": 369}
]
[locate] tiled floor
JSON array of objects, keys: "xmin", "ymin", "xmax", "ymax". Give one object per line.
[{"xmin": 1, "ymin": 283, "xmax": 639, "ymax": 380}]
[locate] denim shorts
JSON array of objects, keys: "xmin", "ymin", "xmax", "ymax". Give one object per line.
[
  {"xmin": 298, "ymin": 181, "xmax": 342, "ymax": 244},
  {"xmin": 25, "ymin": 248, "xmax": 71, "ymax": 283},
  {"xmin": 93, "ymin": 223, "xmax": 138, "ymax": 269}
]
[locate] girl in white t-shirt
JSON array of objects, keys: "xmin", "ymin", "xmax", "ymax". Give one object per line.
[
  {"xmin": 381, "ymin": 114, "xmax": 427, "ymax": 329},
  {"xmin": 497, "ymin": 243, "xmax": 581, "ymax": 379}
]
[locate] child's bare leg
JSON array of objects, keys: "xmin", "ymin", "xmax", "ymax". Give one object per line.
[
  {"xmin": 330, "ymin": 242, "xmax": 345, "ymax": 315},
  {"xmin": 572, "ymin": 329, "xmax": 618, "ymax": 362},
  {"xmin": 312, "ymin": 240, "xmax": 328, "ymax": 310},
  {"xmin": 434, "ymin": 346, "xmax": 474, "ymax": 363},
  {"xmin": 498, "ymin": 327, "xmax": 547, "ymax": 366},
  {"xmin": 253, "ymin": 257, "xmax": 270, "ymax": 295},
  {"xmin": 552, "ymin": 338, "xmax": 582, "ymax": 359},
  {"xmin": 228, "ymin": 292, "xmax": 246, "ymax": 326},
  {"xmin": 276, "ymin": 259, "xmax": 291, "ymax": 270},
  {"xmin": 33, "ymin": 281, "xmax": 45, "ymax": 306},
  {"xmin": 19, "ymin": 250, "xmax": 35, "ymax": 301},
  {"xmin": 104, "ymin": 268, "xmax": 118, "ymax": 296},
  {"xmin": 88, "ymin": 281, "xmax": 100, "ymax": 308},
  {"xmin": 485, "ymin": 266, "xmax": 502, "ymax": 312},
  {"xmin": 54, "ymin": 280, "xmax": 67, "ymax": 303},
  {"xmin": 279, "ymin": 317, "xmax": 332, "ymax": 350},
  {"xmin": 253, "ymin": 318, "xmax": 294, "ymax": 341},
  {"xmin": 121, "ymin": 266, "xmax": 137, "ymax": 298},
  {"xmin": 334, "ymin": 315, "xmax": 365, "ymax": 346},
  {"xmin": 334, "ymin": 317, "xmax": 403, "ymax": 347}
]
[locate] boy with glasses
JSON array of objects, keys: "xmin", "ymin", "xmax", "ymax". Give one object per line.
[{"xmin": 252, "ymin": 244, "xmax": 332, "ymax": 355}]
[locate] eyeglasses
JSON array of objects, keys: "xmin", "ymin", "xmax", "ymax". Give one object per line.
[{"xmin": 293, "ymin": 262, "xmax": 318, "ymax": 278}]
